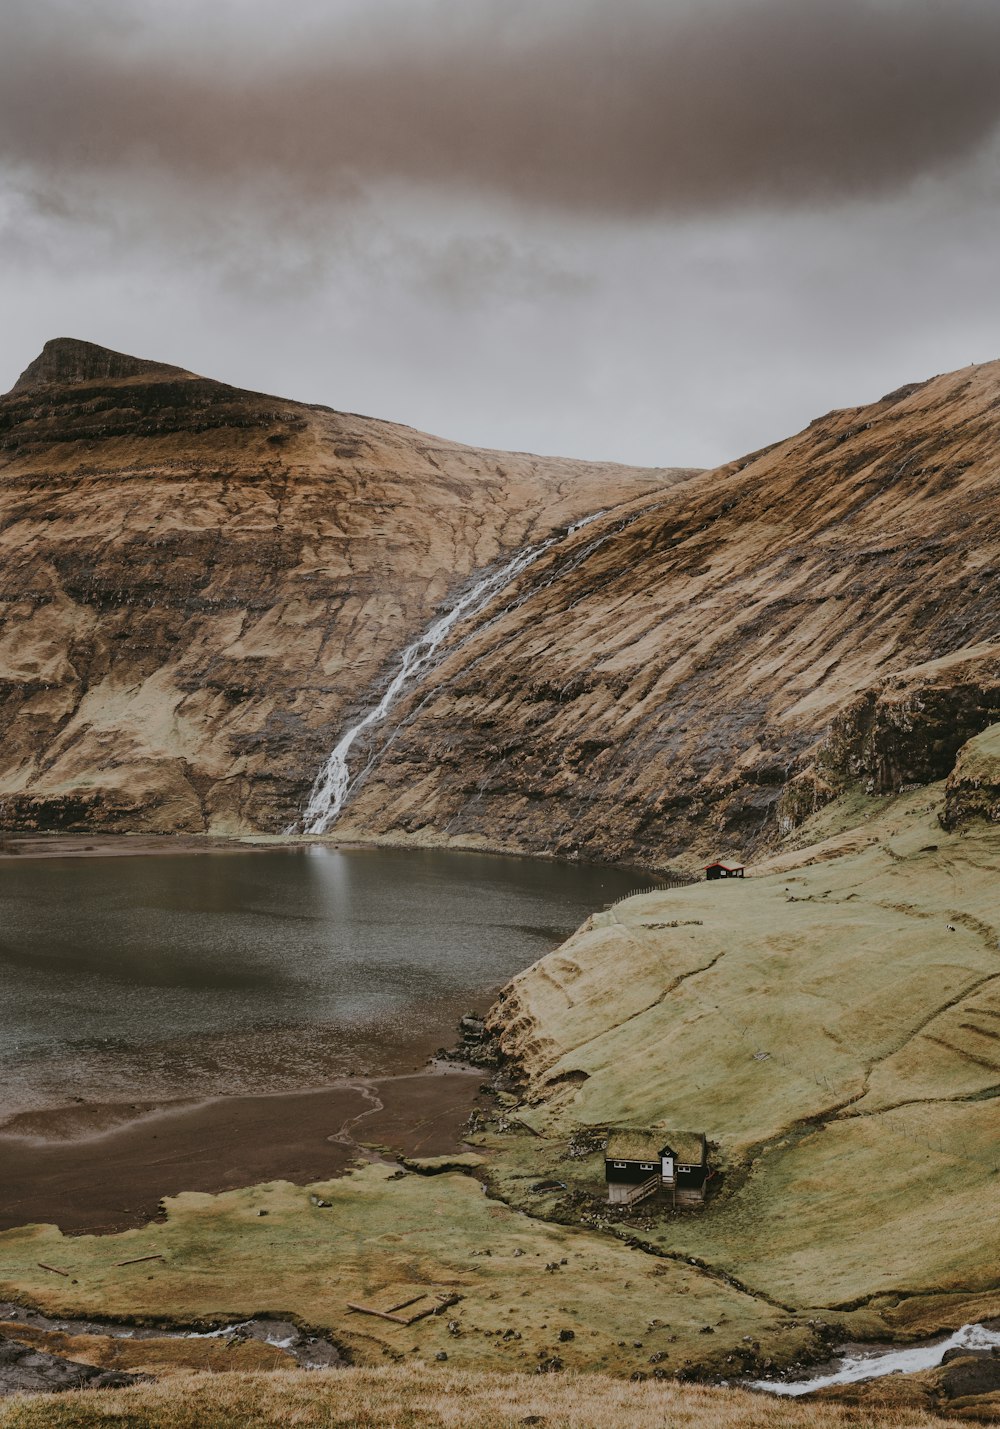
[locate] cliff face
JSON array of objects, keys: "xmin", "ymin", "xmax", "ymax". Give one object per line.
[
  {"xmin": 5, "ymin": 340, "xmax": 1000, "ymax": 854},
  {"xmin": 0, "ymin": 339, "xmax": 671, "ymax": 832},
  {"xmin": 336, "ymin": 362, "xmax": 1000, "ymax": 864}
]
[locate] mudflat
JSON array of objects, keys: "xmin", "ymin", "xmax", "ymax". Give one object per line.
[
  {"xmin": 0, "ymin": 836, "xmax": 270, "ymax": 861},
  {"xmin": 0, "ymin": 1068, "xmax": 482, "ymax": 1235}
]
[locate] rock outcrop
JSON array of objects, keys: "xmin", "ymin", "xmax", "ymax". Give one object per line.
[
  {"xmin": 942, "ymin": 720, "xmax": 1000, "ymax": 830},
  {"xmin": 0, "ymin": 339, "xmax": 673, "ymax": 832},
  {"xmin": 337, "ymin": 361, "xmax": 1000, "ymax": 865}
]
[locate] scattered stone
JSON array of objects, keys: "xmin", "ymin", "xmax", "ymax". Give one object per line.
[
  {"xmin": 435, "ymin": 1352, "xmax": 448, "ymax": 1362},
  {"xmin": 557, "ymin": 1329, "xmax": 575, "ymax": 1342},
  {"xmin": 535, "ymin": 1356, "xmax": 563, "ymax": 1374},
  {"xmin": 940, "ymin": 1354, "xmax": 1000, "ymax": 1399}
]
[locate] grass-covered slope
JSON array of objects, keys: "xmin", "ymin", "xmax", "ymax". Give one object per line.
[
  {"xmin": 487, "ymin": 772, "xmax": 1000, "ymax": 1330},
  {"xmin": 0, "ymin": 1166, "xmax": 804, "ymax": 1380}
]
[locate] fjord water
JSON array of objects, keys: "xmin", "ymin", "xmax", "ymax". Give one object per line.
[{"xmin": 0, "ymin": 846, "xmax": 640, "ymax": 1122}]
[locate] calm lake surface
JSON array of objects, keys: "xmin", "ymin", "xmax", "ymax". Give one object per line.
[{"xmin": 0, "ymin": 846, "xmax": 642, "ymax": 1121}]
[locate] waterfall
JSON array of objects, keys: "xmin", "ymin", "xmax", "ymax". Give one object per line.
[{"xmin": 297, "ymin": 510, "xmax": 608, "ymax": 835}]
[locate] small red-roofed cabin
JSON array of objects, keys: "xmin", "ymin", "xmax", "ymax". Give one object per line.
[{"xmin": 704, "ymin": 862, "xmax": 744, "ymax": 881}]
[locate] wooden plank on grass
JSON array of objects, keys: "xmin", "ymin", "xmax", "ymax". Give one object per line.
[{"xmin": 346, "ymin": 1301, "xmax": 412, "ymax": 1325}]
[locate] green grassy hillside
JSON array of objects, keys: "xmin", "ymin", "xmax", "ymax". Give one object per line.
[
  {"xmin": 486, "ymin": 767, "xmax": 1000, "ymax": 1338},
  {"xmin": 2, "ymin": 742, "xmax": 999, "ymax": 1415}
]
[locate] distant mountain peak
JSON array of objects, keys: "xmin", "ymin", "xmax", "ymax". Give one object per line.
[{"xmin": 10, "ymin": 338, "xmax": 192, "ymax": 393}]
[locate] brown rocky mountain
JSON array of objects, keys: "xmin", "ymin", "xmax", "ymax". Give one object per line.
[
  {"xmin": 335, "ymin": 361, "xmax": 1000, "ymax": 865},
  {"xmin": 0, "ymin": 338, "xmax": 674, "ymax": 833}
]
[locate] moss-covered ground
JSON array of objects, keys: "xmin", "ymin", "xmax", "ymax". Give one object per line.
[
  {"xmin": 485, "ymin": 779, "xmax": 1000, "ymax": 1342},
  {"xmin": 0, "ymin": 1164, "xmax": 808, "ymax": 1379}
]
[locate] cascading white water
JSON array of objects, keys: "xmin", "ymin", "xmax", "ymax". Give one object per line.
[
  {"xmin": 298, "ymin": 511, "xmax": 608, "ymax": 835},
  {"xmin": 751, "ymin": 1323, "xmax": 1000, "ymax": 1397}
]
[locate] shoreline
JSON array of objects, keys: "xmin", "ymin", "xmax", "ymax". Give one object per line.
[
  {"xmin": 0, "ymin": 1066, "xmax": 485, "ymax": 1237},
  {"xmin": 0, "ymin": 830, "xmax": 672, "ymax": 879},
  {"xmin": 0, "ymin": 834, "xmax": 276, "ymax": 861}
]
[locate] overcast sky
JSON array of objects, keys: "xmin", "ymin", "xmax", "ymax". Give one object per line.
[{"xmin": 2, "ymin": 0, "xmax": 999, "ymax": 468}]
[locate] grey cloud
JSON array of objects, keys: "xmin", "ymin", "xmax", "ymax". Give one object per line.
[{"xmin": 3, "ymin": 0, "xmax": 1000, "ymax": 218}]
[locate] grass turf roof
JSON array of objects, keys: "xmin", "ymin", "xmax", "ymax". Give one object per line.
[{"xmin": 605, "ymin": 1130, "xmax": 705, "ymax": 1164}]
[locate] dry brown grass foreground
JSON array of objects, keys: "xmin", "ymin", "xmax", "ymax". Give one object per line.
[{"xmin": 0, "ymin": 1367, "xmax": 971, "ymax": 1429}]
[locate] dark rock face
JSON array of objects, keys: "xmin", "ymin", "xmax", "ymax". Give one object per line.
[
  {"xmin": 11, "ymin": 337, "xmax": 190, "ymax": 392},
  {"xmin": 778, "ymin": 655, "xmax": 1000, "ymax": 832},
  {"xmin": 0, "ymin": 1332, "xmax": 146, "ymax": 1396},
  {"xmin": 0, "ymin": 341, "xmax": 668, "ymax": 834},
  {"xmin": 941, "ymin": 722, "xmax": 1000, "ymax": 831},
  {"xmin": 939, "ymin": 1351, "xmax": 1000, "ymax": 1400}
]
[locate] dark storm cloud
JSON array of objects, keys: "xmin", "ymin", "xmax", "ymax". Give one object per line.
[{"xmin": 3, "ymin": 0, "xmax": 1000, "ymax": 218}]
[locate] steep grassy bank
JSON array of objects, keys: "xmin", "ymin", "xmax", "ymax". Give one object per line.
[{"xmin": 480, "ymin": 767, "xmax": 1000, "ymax": 1342}]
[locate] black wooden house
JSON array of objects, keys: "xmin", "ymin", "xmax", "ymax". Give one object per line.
[{"xmin": 605, "ymin": 1130, "xmax": 709, "ymax": 1207}]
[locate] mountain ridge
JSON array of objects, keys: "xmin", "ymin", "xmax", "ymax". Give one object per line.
[
  {"xmin": 0, "ymin": 339, "xmax": 677, "ymax": 834},
  {"xmin": 10, "ymin": 337, "xmax": 194, "ymax": 392},
  {"xmin": 332, "ymin": 357, "xmax": 1000, "ymax": 864}
]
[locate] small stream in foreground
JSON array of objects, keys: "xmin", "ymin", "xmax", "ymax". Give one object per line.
[{"xmin": 751, "ymin": 1322, "xmax": 1000, "ymax": 1396}]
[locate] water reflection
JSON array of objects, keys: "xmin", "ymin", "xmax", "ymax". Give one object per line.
[{"xmin": 0, "ymin": 846, "xmax": 641, "ymax": 1117}]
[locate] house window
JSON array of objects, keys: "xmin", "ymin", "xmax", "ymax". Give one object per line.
[
  {"xmin": 613, "ymin": 1161, "xmax": 627, "ymax": 1168},
  {"xmin": 640, "ymin": 1163, "xmax": 656, "ymax": 1171}
]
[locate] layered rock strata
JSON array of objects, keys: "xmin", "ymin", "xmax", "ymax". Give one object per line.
[
  {"xmin": 0, "ymin": 339, "xmax": 672, "ymax": 832},
  {"xmin": 338, "ymin": 362, "xmax": 1000, "ymax": 864}
]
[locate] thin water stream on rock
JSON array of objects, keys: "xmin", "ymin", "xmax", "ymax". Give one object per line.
[{"xmin": 298, "ymin": 512, "xmax": 608, "ymax": 833}]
